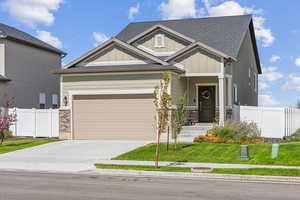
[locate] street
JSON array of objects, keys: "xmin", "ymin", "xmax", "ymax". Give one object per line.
[{"xmin": 0, "ymin": 171, "xmax": 299, "ymax": 200}]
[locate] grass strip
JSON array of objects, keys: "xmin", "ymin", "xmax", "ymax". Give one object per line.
[
  {"xmin": 0, "ymin": 139, "xmax": 61, "ymax": 154},
  {"xmin": 210, "ymin": 168, "xmax": 300, "ymax": 177},
  {"xmin": 94, "ymin": 164, "xmax": 191, "ymax": 172}
]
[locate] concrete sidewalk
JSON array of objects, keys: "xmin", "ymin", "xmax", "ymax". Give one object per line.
[{"xmin": 96, "ymin": 160, "xmax": 300, "ymax": 169}]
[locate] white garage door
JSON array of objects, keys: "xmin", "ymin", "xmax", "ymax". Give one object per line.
[{"xmin": 72, "ymin": 94, "xmax": 156, "ymax": 140}]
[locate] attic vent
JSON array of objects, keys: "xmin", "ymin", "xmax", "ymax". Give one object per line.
[{"xmin": 155, "ymin": 34, "xmax": 165, "ymax": 48}]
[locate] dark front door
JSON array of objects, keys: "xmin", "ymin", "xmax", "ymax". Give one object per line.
[{"xmin": 198, "ymin": 86, "xmax": 216, "ymax": 123}]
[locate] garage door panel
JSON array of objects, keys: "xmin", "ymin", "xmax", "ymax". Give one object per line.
[{"xmin": 73, "ymin": 94, "xmax": 156, "ymax": 140}]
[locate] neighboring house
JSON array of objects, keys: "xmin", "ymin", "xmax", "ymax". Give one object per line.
[
  {"xmin": 55, "ymin": 15, "xmax": 261, "ymax": 140},
  {"xmin": 0, "ymin": 23, "xmax": 66, "ymax": 109}
]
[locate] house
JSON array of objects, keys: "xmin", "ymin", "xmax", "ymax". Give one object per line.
[
  {"xmin": 0, "ymin": 23, "xmax": 66, "ymax": 109},
  {"xmin": 55, "ymin": 15, "xmax": 261, "ymax": 140}
]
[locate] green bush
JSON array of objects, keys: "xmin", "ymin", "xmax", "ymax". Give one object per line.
[
  {"xmin": 3, "ymin": 131, "xmax": 13, "ymax": 138},
  {"xmin": 284, "ymin": 129, "xmax": 300, "ymax": 142},
  {"xmin": 207, "ymin": 121, "xmax": 261, "ymax": 142}
]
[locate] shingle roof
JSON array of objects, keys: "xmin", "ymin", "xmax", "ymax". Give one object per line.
[
  {"xmin": 116, "ymin": 15, "xmax": 253, "ymax": 59},
  {"xmin": 54, "ymin": 64, "xmax": 184, "ymax": 74},
  {"xmin": 0, "ymin": 23, "xmax": 66, "ymax": 55}
]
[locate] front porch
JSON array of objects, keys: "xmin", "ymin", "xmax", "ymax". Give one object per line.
[{"xmin": 180, "ymin": 75, "xmax": 233, "ymax": 126}]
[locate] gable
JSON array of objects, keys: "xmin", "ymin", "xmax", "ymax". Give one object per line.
[
  {"xmin": 174, "ymin": 47, "xmax": 221, "ymax": 73},
  {"xmin": 134, "ymin": 29, "xmax": 190, "ymax": 56},
  {"xmin": 79, "ymin": 43, "xmax": 153, "ymax": 66}
]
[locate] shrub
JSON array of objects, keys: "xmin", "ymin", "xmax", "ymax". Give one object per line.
[
  {"xmin": 284, "ymin": 129, "xmax": 300, "ymax": 142},
  {"xmin": 3, "ymin": 131, "xmax": 13, "ymax": 138},
  {"xmin": 196, "ymin": 121, "xmax": 262, "ymax": 144}
]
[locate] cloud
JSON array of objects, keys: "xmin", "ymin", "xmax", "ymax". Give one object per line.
[
  {"xmin": 201, "ymin": 0, "xmax": 274, "ymax": 47},
  {"xmin": 253, "ymin": 16, "xmax": 274, "ymax": 47},
  {"xmin": 261, "ymin": 66, "xmax": 283, "ymax": 81},
  {"xmin": 36, "ymin": 30, "xmax": 62, "ymax": 48},
  {"xmin": 2, "ymin": 0, "xmax": 64, "ymax": 27},
  {"xmin": 92, "ymin": 32, "xmax": 109, "ymax": 47},
  {"xmin": 128, "ymin": 4, "xmax": 140, "ymax": 20},
  {"xmin": 283, "ymin": 75, "xmax": 300, "ymax": 91},
  {"xmin": 158, "ymin": 0, "xmax": 197, "ymax": 20},
  {"xmin": 295, "ymin": 58, "xmax": 300, "ymax": 67},
  {"xmin": 258, "ymin": 81, "xmax": 269, "ymax": 90},
  {"xmin": 270, "ymin": 55, "xmax": 280, "ymax": 63},
  {"xmin": 258, "ymin": 94, "xmax": 280, "ymax": 106}
]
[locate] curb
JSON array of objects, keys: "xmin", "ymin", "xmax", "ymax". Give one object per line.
[
  {"xmin": 1, "ymin": 168, "xmax": 300, "ymax": 185},
  {"xmin": 87, "ymin": 169, "xmax": 300, "ymax": 184}
]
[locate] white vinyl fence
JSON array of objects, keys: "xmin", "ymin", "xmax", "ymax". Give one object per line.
[
  {"xmin": 10, "ymin": 109, "xmax": 59, "ymax": 138},
  {"xmin": 236, "ymin": 106, "xmax": 300, "ymax": 138}
]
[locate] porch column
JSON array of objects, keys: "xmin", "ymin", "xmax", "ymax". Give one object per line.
[
  {"xmin": 218, "ymin": 76, "xmax": 225, "ymax": 126},
  {"xmin": 227, "ymin": 76, "xmax": 232, "ymax": 107}
]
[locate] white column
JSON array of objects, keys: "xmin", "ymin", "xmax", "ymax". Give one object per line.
[
  {"xmin": 219, "ymin": 58, "xmax": 225, "ymax": 126},
  {"xmin": 218, "ymin": 76, "xmax": 225, "ymax": 126},
  {"xmin": 227, "ymin": 76, "xmax": 233, "ymax": 107}
]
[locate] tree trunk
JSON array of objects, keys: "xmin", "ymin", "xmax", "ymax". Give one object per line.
[
  {"xmin": 174, "ymin": 133, "xmax": 177, "ymax": 151},
  {"xmin": 155, "ymin": 129, "xmax": 161, "ymax": 168},
  {"xmin": 0, "ymin": 132, "xmax": 4, "ymax": 145}
]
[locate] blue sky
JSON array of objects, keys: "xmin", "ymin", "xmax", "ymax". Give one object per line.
[{"xmin": 0, "ymin": 0, "xmax": 299, "ymax": 107}]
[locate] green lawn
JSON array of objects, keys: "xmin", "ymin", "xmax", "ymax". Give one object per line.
[
  {"xmin": 0, "ymin": 139, "xmax": 61, "ymax": 154},
  {"xmin": 211, "ymin": 168, "xmax": 300, "ymax": 177},
  {"xmin": 94, "ymin": 164, "xmax": 300, "ymax": 177},
  {"xmin": 94, "ymin": 164, "xmax": 191, "ymax": 172},
  {"xmin": 114, "ymin": 142, "xmax": 300, "ymax": 166}
]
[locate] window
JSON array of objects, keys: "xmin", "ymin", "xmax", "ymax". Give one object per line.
[
  {"xmin": 154, "ymin": 34, "xmax": 165, "ymax": 48},
  {"xmin": 248, "ymin": 68, "xmax": 251, "ymax": 86},
  {"xmin": 52, "ymin": 94, "xmax": 58, "ymax": 109},
  {"xmin": 233, "ymin": 84, "xmax": 238, "ymax": 105},
  {"xmin": 39, "ymin": 93, "xmax": 46, "ymax": 109}
]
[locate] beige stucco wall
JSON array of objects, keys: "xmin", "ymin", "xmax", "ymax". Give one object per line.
[
  {"xmin": 81, "ymin": 44, "xmax": 146, "ymax": 65},
  {"xmin": 175, "ymin": 48, "xmax": 221, "ymax": 73},
  {"xmin": 135, "ymin": 30, "xmax": 189, "ymax": 53},
  {"xmin": 61, "ymin": 73, "xmax": 163, "ymax": 105},
  {"xmin": 1, "ymin": 39, "xmax": 61, "ymax": 108},
  {"xmin": 231, "ymin": 30, "xmax": 258, "ymax": 106}
]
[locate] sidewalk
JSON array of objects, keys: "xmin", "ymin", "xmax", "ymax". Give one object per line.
[{"xmin": 96, "ymin": 160, "xmax": 300, "ymax": 169}]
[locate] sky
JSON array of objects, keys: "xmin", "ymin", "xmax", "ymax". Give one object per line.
[{"xmin": 0, "ymin": 0, "xmax": 299, "ymax": 108}]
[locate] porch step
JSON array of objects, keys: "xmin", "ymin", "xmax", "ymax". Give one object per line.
[{"xmin": 161, "ymin": 125, "xmax": 213, "ymax": 143}]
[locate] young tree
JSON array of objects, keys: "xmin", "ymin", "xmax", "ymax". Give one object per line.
[
  {"xmin": 0, "ymin": 100, "xmax": 17, "ymax": 145},
  {"xmin": 153, "ymin": 72, "xmax": 172, "ymax": 168},
  {"xmin": 173, "ymin": 95, "xmax": 186, "ymax": 150}
]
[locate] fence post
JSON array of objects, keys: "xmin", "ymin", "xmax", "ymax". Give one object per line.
[
  {"xmin": 34, "ymin": 108, "xmax": 37, "ymax": 138},
  {"xmin": 50, "ymin": 109, "xmax": 53, "ymax": 138}
]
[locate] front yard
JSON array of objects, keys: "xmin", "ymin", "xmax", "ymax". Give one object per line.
[
  {"xmin": 113, "ymin": 142, "xmax": 300, "ymax": 166},
  {"xmin": 0, "ymin": 139, "xmax": 60, "ymax": 154}
]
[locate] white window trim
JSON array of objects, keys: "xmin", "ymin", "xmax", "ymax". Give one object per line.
[{"xmin": 154, "ymin": 34, "xmax": 165, "ymax": 48}]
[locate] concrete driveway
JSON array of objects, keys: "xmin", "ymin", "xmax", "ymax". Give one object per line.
[{"xmin": 0, "ymin": 140, "xmax": 149, "ymax": 173}]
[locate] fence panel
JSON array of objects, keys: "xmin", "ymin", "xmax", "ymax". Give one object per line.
[
  {"xmin": 10, "ymin": 109, "xmax": 59, "ymax": 138},
  {"xmin": 239, "ymin": 106, "xmax": 300, "ymax": 138}
]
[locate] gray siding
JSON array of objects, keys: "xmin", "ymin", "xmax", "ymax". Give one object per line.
[
  {"xmin": 231, "ymin": 30, "xmax": 258, "ymax": 106},
  {"xmin": 0, "ymin": 39, "xmax": 61, "ymax": 108},
  {"xmin": 171, "ymin": 73, "xmax": 186, "ymax": 105}
]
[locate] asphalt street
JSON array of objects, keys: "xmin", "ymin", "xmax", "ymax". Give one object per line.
[{"xmin": 0, "ymin": 171, "xmax": 299, "ymax": 200}]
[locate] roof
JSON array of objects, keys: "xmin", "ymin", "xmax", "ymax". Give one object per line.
[
  {"xmin": 0, "ymin": 75, "xmax": 11, "ymax": 81},
  {"xmin": 54, "ymin": 64, "xmax": 184, "ymax": 74},
  {"xmin": 64, "ymin": 38, "xmax": 168, "ymax": 69},
  {"xmin": 0, "ymin": 23, "xmax": 66, "ymax": 55},
  {"xmin": 117, "ymin": 15, "xmax": 252, "ymax": 60}
]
